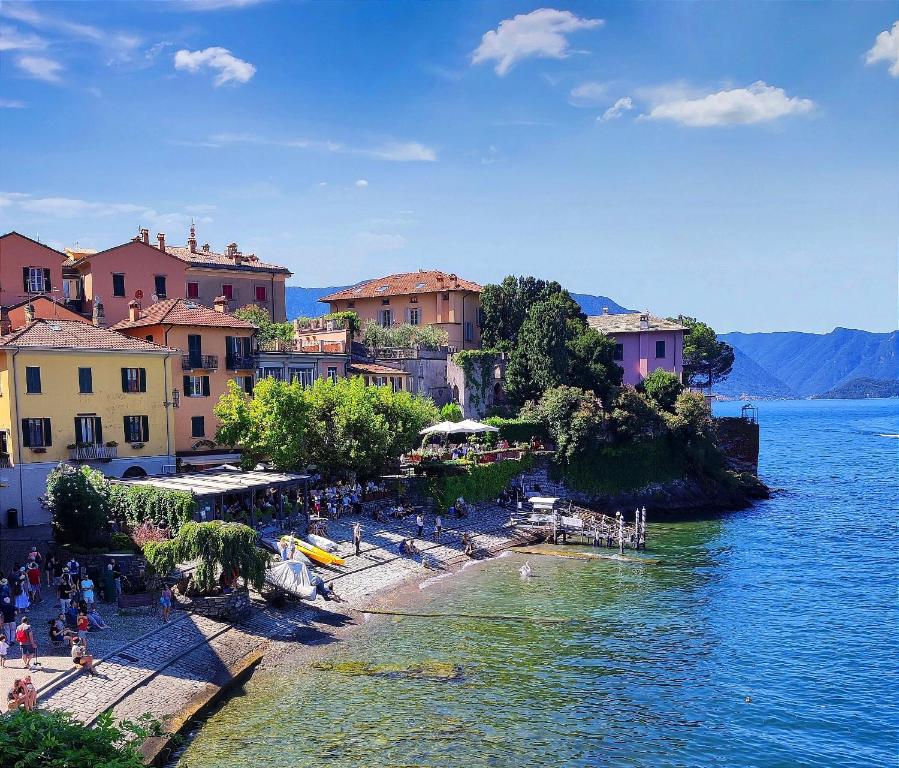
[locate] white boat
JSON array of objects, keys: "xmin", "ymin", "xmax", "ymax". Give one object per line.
[
  {"xmin": 265, "ymin": 560, "xmax": 318, "ymax": 600},
  {"xmin": 306, "ymin": 532, "xmax": 339, "ymax": 553}
]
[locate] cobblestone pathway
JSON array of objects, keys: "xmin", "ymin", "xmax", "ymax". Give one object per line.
[{"xmin": 38, "ymin": 503, "xmax": 524, "ymax": 724}]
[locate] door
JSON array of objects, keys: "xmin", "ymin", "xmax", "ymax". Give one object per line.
[{"xmin": 187, "ymin": 334, "xmax": 202, "ymax": 367}]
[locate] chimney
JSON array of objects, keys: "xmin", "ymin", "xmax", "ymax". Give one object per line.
[
  {"xmin": 213, "ymin": 295, "xmax": 228, "ymax": 313},
  {"xmin": 157, "ymin": 232, "xmax": 166, "ymax": 251},
  {"xmin": 202, "ymin": 243, "xmax": 210, "ymax": 253},
  {"xmin": 131, "ymin": 235, "xmax": 141, "ymax": 243},
  {"xmin": 0, "ymin": 307, "xmax": 9, "ymax": 335},
  {"xmin": 92, "ymin": 301, "xmax": 106, "ymax": 328},
  {"xmin": 140, "ymin": 228, "xmax": 149, "ymax": 244},
  {"xmin": 602, "ymin": 306, "xmax": 609, "ymax": 315},
  {"xmin": 23, "ymin": 302, "xmax": 35, "ymax": 324},
  {"xmin": 639, "ymin": 313, "xmax": 649, "ymax": 331},
  {"xmin": 187, "ymin": 223, "xmax": 197, "ymax": 254},
  {"xmin": 128, "ymin": 299, "xmax": 140, "ymax": 322}
]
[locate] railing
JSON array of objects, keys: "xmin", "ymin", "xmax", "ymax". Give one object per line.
[
  {"xmin": 258, "ymin": 339, "xmax": 295, "ymax": 352},
  {"xmin": 226, "ymin": 354, "xmax": 257, "ymax": 370},
  {"xmin": 69, "ymin": 444, "xmax": 117, "ymax": 461},
  {"xmin": 0, "ymin": 454, "xmax": 12, "ymax": 468},
  {"xmin": 260, "ymin": 340, "xmax": 347, "ymax": 354},
  {"xmin": 294, "ymin": 317, "xmax": 348, "ymax": 332},
  {"xmin": 181, "ymin": 354, "xmax": 218, "ymax": 370}
]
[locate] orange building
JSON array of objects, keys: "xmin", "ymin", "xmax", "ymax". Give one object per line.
[
  {"xmin": 111, "ymin": 297, "xmax": 256, "ymax": 466},
  {"xmin": 320, "ymin": 270, "xmax": 483, "ymax": 350}
]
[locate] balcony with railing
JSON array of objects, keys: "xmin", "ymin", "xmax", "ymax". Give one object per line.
[
  {"xmin": 181, "ymin": 354, "xmax": 219, "ymax": 371},
  {"xmin": 258, "ymin": 339, "xmax": 347, "ymax": 354},
  {"xmin": 294, "ymin": 316, "xmax": 350, "ymax": 332},
  {"xmin": 0, "ymin": 453, "xmax": 12, "ymax": 469},
  {"xmin": 226, "ymin": 353, "xmax": 257, "ymax": 370},
  {"xmin": 68, "ymin": 444, "xmax": 117, "ymax": 461}
]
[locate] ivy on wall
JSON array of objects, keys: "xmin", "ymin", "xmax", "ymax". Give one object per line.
[
  {"xmin": 428, "ymin": 454, "xmax": 534, "ymax": 512},
  {"xmin": 108, "ymin": 485, "xmax": 197, "ymax": 533},
  {"xmin": 453, "ymin": 349, "xmax": 498, "ymax": 412}
]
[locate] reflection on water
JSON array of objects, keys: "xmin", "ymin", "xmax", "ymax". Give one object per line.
[{"xmin": 176, "ymin": 400, "xmax": 898, "ymax": 768}]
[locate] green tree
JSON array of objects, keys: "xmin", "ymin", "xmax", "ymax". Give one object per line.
[
  {"xmin": 440, "ymin": 402, "xmax": 463, "ymax": 422},
  {"xmin": 215, "ymin": 377, "xmax": 309, "ymax": 470},
  {"xmin": 663, "ymin": 390, "xmax": 714, "ymax": 441},
  {"xmin": 505, "ymin": 294, "xmax": 572, "ymax": 405},
  {"xmin": 44, "ymin": 464, "xmax": 110, "ymax": 545},
  {"xmin": 233, "ymin": 304, "xmax": 294, "ymax": 344},
  {"xmin": 0, "ymin": 709, "xmax": 157, "ymax": 768},
  {"xmin": 638, "ymin": 369, "xmax": 684, "ymax": 412},
  {"xmin": 609, "ymin": 387, "xmax": 664, "ymax": 442},
  {"xmin": 532, "ymin": 385, "xmax": 603, "ymax": 463},
  {"xmin": 480, "ymin": 275, "xmax": 584, "ymax": 351},
  {"xmin": 679, "ymin": 316, "xmax": 735, "ymax": 392},
  {"xmin": 566, "ymin": 325, "xmax": 624, "ymax": 404}
]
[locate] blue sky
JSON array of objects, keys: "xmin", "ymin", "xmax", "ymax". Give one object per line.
[{"xmin": 1, "ymin": 1, "xmax": 896, "ymax": 333}]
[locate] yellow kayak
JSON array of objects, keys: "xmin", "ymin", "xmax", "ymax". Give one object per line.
[{"xmin": 281, "ymin": 536, "xmax": 344, "ymax": 567}]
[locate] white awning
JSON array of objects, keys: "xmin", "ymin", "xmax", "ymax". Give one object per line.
[{"xmin": 116, "ymin": 468, "xmax": 310, "ymax": 498}]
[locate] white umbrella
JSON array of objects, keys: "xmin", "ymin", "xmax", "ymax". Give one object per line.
[
  {"xmin": 455, "ymin": 419, "xmax": 499, "ymax": 433},
  {"xmin": 419, "ymin": 421, "xmax": 459, "ymax": 436}
]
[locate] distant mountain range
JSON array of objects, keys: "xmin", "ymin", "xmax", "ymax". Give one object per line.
[
  {"xmin": 718, "ymin": 328, "xmax": 898, "ymax": 399},
  {"xmin": 287, "ymin": 286, "xmax": 897, "ymax": 400}
]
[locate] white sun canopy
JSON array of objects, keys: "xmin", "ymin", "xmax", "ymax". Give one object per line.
[{"xmin": 419, "ymin": 419, "xmax": 500, "ymax": 436}]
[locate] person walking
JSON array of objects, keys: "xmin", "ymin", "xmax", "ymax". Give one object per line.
[
  {"xmin": 434, "ymin": 514, "xmax": 443, "ymax": 543},
  {"xmin": 352, "ymin": 522, "xmax": 362, "ymax": 557},
  {"xmin": 0, "ymin": 635, "xmax": 8, "ymax": 668},
  {"xmin": 15, "ymin": 617, "xmax": 36, "ymax": 669},
  {"xmin": 25, "ymin": 562, "xmax": 41, "ymax": 603},
  {"xmin": 57, "ymin": 574, "xmax": 72, "ymax": 613},
  {"xmin": 416, "ymin": 513, "xmax": 424, "ymax": 538},
  {"xmin": 1, "ymin": 597, "xmax": 15, "ymax": 644},
  {"xmin": 160, "ymin": 585, "xmax": 172, "ymax": 623}
]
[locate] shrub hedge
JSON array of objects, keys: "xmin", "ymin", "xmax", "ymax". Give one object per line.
[
  {"xmin": 428, "ymin": 454, "xmax": 534, "ymax": 512},
  {"xmin": 483, "ymin": 417, "xmax": 548, "ymax": 444}
]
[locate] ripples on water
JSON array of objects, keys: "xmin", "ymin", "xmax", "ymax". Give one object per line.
[{"xmin": 176, "ymin": 400, "xmax": 898, "ymax": 768}]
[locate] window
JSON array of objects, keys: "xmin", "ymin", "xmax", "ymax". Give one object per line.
[
  {"xmin": 235, "ymin": 375, "xmax": 254, "ymax": 394},
  {"xmin": 191, "ymin": 416, "xmax": 205, "ymax": 438},
  {"xmin": 348, "ymin": 301, "xmax": 355, "ymax": 308},
  {"xmin": 0, "ymin": 431, "xmax": 8, "ymax": 457},
  {"xmin": 221, "ymin": 284, "xmax": 234, "ymax": 301},
  {"xmin": 186, "ymin": 334, "xmax": 203, "ymax": 367},
  {"xmin": 74, "ymin": 416, "xmax": 102, "ymax": 445},
  {"xmin": 123, "ymin": 415, "xmax": 150, "ymax": 443},
  {"xmin": 392, "ymin": 377, "xmax": 403, "ymax": 393},
  {"xmin": 154, "ymin": 275, "xmax": 167, "ymax": 299},
  {"xmin": 145, "ymin": 335, "xmax": 154, "ymax": 343},
  {"xmin": 655, "ymin": 340, "xmax": 666, "ymax": 359},
  {"xmin": 379, "ymin": 309, "xmax": 392, "ymax": 328},
  {"xmin": 327, "ymin": 366, "xmax": 338, "ymax": 383},
  {"xmin": 121, "ymin": 368, "xmax": 147, "ymax": 393},
  {"xmin": 78, "ymin": 367, "xmax": 92, "ymax": 394},
  {"xmin": 259, "ymin": 367, "xmax": 283, "ymax": 381},
  {"xmin": 22, "ymin": 267, "xmax": 49, "ymax": 294},
  {"xmin": 112, "ymin": 273, "xmax": 126, "ymax": 297},
  {"xmin": 187, "ymin": 282, "xmax": 199, "ymax": 299},
  {"xmin": 290, "ymin": 368, "xmax": 314, "ymax": 387},
  {"xmin": 183, "ymin": 375, "xmax": 210, "ymax": 397},
  {"xmin": 408, "ymin": 308, "xmax": 421, "ymax": 326},
  {"xmin": 464, "ymin": 321, "xmax": 474, "ymax": 342},
  {"xmin": 21, "ymin": 418, "xmax": 51, "ymax": 448},
  {"xmin": 255, "ymin": 285, "xmax": 267, "ymax": 302},
  {"xmin": 613, "ymin": 344, "xmax": 624, "ymax": 361},
  {"xmin": 25, "ymin": 366, "xmax": 41, "ymax": 394}
]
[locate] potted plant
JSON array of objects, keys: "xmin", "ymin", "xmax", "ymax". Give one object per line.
[
  {"xmin": 130, "ymin": 442, "xmax": 145, "ymax": 449},
  {"xmin": 105, "ymin": 440, "xmax": 118, "ymax": 448},
  {"xmin": 31, "ymin": 447, "xmax": 46, "ymax": 454}
]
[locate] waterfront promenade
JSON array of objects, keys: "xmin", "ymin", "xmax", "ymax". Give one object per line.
[{"xmin": 21, "ymin": 502, "xmax": 522, "ymax": 738}]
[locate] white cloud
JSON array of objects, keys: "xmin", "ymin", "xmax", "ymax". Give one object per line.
[
  {"xmin": 472, "ymin": 8, "xmax": 603, "ymax": 76},
  {"xmin": 350, "ymin": 231, "xmax": 406, "ymax": 252},
  {"xmin": 0, "ymin": 192, "xmax": 213, "ymax": 230},
  {"xmin": 0, "ymin": 98, "xmax": 26, "ymax": 108},
  {"xmin": 644, "ymin": 81, "xmax": 815, "ymax": 127},
  {"xmin": 866, "ymin": 21, "xmax": 899, "ymax": 77},
  {"xmin": 366, "ymin": 141, "xmax": 436, "ymax": 162},
  {"xmin": 0, "ymin": 24, "xmax": 46, "ymax": 51},
  {"xmin": 569, "ymin": 81, "xmax": 607, "ymax": 106},
  {"xmin": 599, "ymin": 96, "xmax": 633, "ymax": 121},
  {"xmin": 355, "ymin": 179, "xmax": 369, "ymax": 188},
  {"xmin": 16, "ymin": 56, "xmax": 63, "ymax": 83},
  {"xmin": 196, "ymin": 132, "xmax": 437, "ymax": 161},
  {"xmin": 174, "ymin": 46, "xmax": 256, "ymax": 86}
]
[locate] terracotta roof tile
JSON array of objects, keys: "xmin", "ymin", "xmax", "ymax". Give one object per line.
[
  {"xmin": 348, "ymin": 362, "xmax": 410, "ymax": 376},
  {"xmin": 109, "ymin": 298, "xmax": 257, "ymax": 331},
  {"xmin": 166, "ymin": 246, "xmax": 291, "ymax": 275},
  {"xmin": 320, "ymin": 270, "xmax": 482, "ymax": 302},
  {"xmin": 0, "ymin": 319, "xmax": 177, "ymax": 353},
  {"xmin": 587, "ymin": 313, "xmax": 687, "ymax": 334}
]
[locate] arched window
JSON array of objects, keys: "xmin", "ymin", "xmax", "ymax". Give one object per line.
[
  {"xmin": 493, "ymin": 382, "xmax": 503, "ymax": 404},
  {"xmin": 452, "ymin": 384, "xmax": 460, "ymax": 403},
  {"xmin": 122, "ymin": 465, "xmax": 147, "ymax": 479}
]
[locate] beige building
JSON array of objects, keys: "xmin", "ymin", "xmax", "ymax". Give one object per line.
[{"xmin": 320, "ymin": 270, "xmax": 483, "ymax": 350}]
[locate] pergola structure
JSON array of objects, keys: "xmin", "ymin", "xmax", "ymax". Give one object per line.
[{"xmin": 117, "ymin": 468, "xmax": 310, "ymax": 528}]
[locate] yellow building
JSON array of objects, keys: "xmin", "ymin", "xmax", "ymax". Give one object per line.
[{"xmin": 0, "ymin": 316, "xmax": 177, "ymax": 528}]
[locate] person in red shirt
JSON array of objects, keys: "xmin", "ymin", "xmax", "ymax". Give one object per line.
[
  {"xmin": 25, "ymin": 563, "xmax": 41, "ymax": 603},
  {"xmin": 76, "ymin": 611, "xmax": 89, "ymax": 641}
]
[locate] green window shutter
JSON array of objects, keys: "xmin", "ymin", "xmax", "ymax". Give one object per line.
[
  {"xmin": 74, "ymin": 418, "xmax": 83, "ymax": 444},
  {"xmin": 43, "ymin": 268, "xmax": 51, "ymax": 292},
  {"xmin": 123, "ymin": 416, "xmax": 130, "ymax": 442},
  {"xmin": 183, "ymin": 375, "xmax": 191, "ymax": 396},
  {"xmin": 121, "ymin": 368, "xmax": 129, "ymax": 392},
  {"xmin": 202, "ymin": 376, "xmax": 211, "ymax": 397},
  {"xmin": 22, "ymin": 267, "xmax": 29, "ymax": 292},
  {"xmin": 139, "ymin": 368, "xmax": 147, "ymax": 392},
  {"xmin": 95, "ymin": 418, "xmax": 102, "ymax": 443},
  {"xmin": 43, "ymin": 418, "xmax": 51, "ymax": 447},
  {"xmin": 21, "ymin": 419, "xmax": 31, "ymax": 447},
  {"xmin": 141, "ymin": 415, "xmax": 149, "ymax": 442}
]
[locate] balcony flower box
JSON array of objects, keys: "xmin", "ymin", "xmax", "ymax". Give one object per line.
[
  {"xmin": 130, "ymin": 442, "xmax": 145, "ymax": 449},
  {"xmin": 30, "ymin": 447, "xmax": 46, "ymax": 454}
]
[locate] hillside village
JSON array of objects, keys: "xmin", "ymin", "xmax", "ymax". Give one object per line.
[{"xmin": 0, "ymin": 226, "xmax": 698, "ymax": 530}]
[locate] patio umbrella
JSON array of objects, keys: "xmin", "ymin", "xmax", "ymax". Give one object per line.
[
  {"xmin": 419, "ymin": 421, "xmax": 460, "ymax": 436},
  {"xmin": 454, "ymin": 419, "xmax": 500, "ymax": 433}
]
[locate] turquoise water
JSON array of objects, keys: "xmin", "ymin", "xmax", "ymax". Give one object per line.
[{"xmin": 176, "ymin": 399, "xmax": 898, "ymax": 768}]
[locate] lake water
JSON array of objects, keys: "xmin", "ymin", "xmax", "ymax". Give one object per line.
[{"xmin": 175, "ymin": 399, "xmax": 898, "ymax": 768}]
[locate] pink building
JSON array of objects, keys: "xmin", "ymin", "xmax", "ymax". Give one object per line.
[
  {"xmin": 587, "ymin": 311, "xmax": 686, "ymax": 386},
  {"xmin": 0, "ymin": 232, "xmax": 68, "ymax": 309}
]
